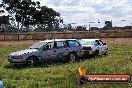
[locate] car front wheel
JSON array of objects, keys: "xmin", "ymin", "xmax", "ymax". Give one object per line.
[
  {"xmin": 94, "ymin": 50, "xmax": 99, "ymax": 56},
  {"xmin": 26, "ymin": 57, "xmax": 38, "ymax": 66},
  {"xmin": 104, "ymin": 48, "xmax": 108, "ymax": 55}
]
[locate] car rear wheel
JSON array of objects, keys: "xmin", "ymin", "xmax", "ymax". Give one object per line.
[
  {"xmin": 69, "ymin": 53, "xmax": 76, "ymax": 63},
  {"xmin": 61, "ymin": 55, "xmax": 69, "ymax": 63}
]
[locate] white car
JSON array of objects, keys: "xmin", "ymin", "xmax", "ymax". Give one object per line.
[{"xmin": 78, "ymin": 39, "xmax": 108, "ymax": 57}]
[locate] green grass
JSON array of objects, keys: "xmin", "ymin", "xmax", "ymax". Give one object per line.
[{"xmin": 0, "ymin": 45, "xmax": 132, "ymax": 88}]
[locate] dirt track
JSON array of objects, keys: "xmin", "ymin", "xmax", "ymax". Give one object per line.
[{"xmin": 0, "ymin": 38, "xmax": 132, "ymax": 46}]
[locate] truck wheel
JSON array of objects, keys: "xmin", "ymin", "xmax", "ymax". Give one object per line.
[
  {"xmin": 69, "ymin": 53, "xmax": 76, "ymax": 63},
  {"xmin": 27, "ymin": 57, "xmax": 38, "ymax": 66}
]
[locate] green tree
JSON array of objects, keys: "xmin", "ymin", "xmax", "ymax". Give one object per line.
[
  {"xmin": 0, "ymin": 0, "xmax": 38, "ymax": 30},
  {"xmin": 0, "ymin": 0, "xmax": 62, "ymax": 32},
  {"xmin": 33, "ymin": 6, "xmax": 61, "ymax": 31},
  {"xmin": 0, "ymin": 16, "xmax": 9, "ymax": 25}
]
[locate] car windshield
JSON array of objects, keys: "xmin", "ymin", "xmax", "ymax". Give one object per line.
[
  {"xmin": 29, "ymin": 42, "xmax": 47, "ymax": 49},
  {"xmin": 79, "ymin": 40, "xmax": 95, "ymax": 45}
]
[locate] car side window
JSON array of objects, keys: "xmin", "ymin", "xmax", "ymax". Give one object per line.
[
  {"xmin": 68, "ymin": 40, "xmax": 80, "ymax": 47},
  {"xmin": 43, "ymin": 42, "xmax": 54, "ymax": 50},
  {"xmin": 55, "ymin": 41, "xmax": 65, "ymax": 48}
]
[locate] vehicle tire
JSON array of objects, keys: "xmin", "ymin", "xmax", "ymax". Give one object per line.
[
  {"xmin": 104, "ymin": 49, "xmax": 108, "ymax": 55},
  {"xmin": 26, "ymin": 57, "xmax": 38, "ymax": 66},
  {"xmin": 94, "ymin": 50, "xmax": 99, "ymax": 56},
  {"xmin": 69, "ymin": 53, "xmax": 76, "ymax": 63},
  {"xmin": 62, "ymin": 55, "xmax": 69, "ymax": 63}
]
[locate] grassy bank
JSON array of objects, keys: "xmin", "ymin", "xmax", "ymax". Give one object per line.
[{"xmin": 0, "ymin": 45, "xmax": 132, "ymax": 88}]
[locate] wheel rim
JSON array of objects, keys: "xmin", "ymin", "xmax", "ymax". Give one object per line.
[
  {"xmin": 27, "ymin": 58, "xmax": 34, "ymax": 66},
  {"xmin": 69, "ymin": 54, "xmax": 75, "ymax": 62}
]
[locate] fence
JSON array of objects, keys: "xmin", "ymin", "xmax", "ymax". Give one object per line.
[{"xmin": 0, "ymin": 31, "xmax": 132, "ymax": 41}]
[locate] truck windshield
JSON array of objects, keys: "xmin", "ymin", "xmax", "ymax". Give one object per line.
[{"xmin": 29, "ymin": 42, "xmax": 47, "ymax": 49}]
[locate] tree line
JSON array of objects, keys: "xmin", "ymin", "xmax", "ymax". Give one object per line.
[{"xmin": 0, "ymin": 0, "xmax": 64, "ymax": 32}]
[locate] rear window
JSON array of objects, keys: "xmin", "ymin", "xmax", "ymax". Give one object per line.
[
  {"xmin": 68, "ymin": 40, "xmax": 80, "ymax": 47},
  {"xmin": 54, "ymin": 41, "xmax": 65, "ymax": 48}
]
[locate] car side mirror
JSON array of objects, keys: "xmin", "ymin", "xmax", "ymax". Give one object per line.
[{"xmin": 103, "ymin": 43, "xmax": 106, "ymax": 45}]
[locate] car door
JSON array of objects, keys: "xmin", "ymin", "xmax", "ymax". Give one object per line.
[
  {"xmin": 99, "ymin": 40, "xmax": 107, "ymax": 54},
  {"xmin": 41, "ymin": 42, "xmax": 57, "ymax": 61},
  {"xmin": 53, "ymin": 41, "xmax": 69, "ymax": 60},
  {"xmin": 67, "ymin": 40, "xmax": 83, "ymax": 57},
  {"xmin": 95, "ymin": 40, "xmax": 103, "ymax": 55}
]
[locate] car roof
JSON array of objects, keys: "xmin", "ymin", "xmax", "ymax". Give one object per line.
[
  {"xmin": 79, "ymin": 39, "xmax": 99, "ymax": 41},
  {"xmin": 39, "ymin": 39, "xmax": 77, "ymax": 43}
]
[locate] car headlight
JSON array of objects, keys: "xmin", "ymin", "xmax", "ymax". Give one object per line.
[{"xmin": 13, "ymin": 56, "xmax": 23, "ymax": 59}]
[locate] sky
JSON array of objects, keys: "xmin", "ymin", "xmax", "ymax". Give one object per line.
[{"xmin": 0, "ymin": 0, "xmax": 132, "ymax": 28}]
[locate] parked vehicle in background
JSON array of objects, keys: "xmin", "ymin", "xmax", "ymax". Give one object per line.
[
  {"xmin": 7, "ymin": 39, "xmax": 83, "ymax": 66},
  {"xmin": 78, "ymin": 39, "xmax": 108, "ymax": 57}
]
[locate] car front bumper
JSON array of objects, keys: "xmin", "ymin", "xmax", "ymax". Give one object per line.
[{"xmin": 8, "ymin": 56, "xmax": 27, "ymax": 64}]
